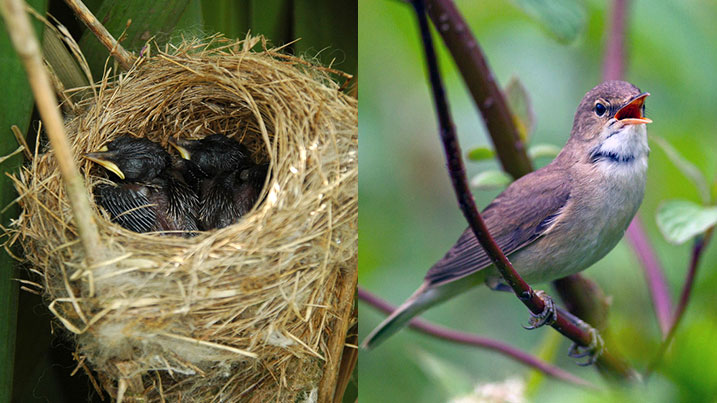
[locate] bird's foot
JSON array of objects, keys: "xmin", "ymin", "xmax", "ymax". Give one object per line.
[
  {"xmin": 568, "ymin": 325, "xmax": 605, "ymax": 366},
  {"xmin": 522, "ymin": 290, "xmax": 558, "ymax": 330}
]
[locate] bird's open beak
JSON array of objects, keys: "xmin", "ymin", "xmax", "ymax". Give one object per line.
[
  {"xmin": 84, "ymin": 151, "xmax": 125, "ymax": 180},
  {"xmin": 615, "ymin": 92, "xmax": 652, "ymax": 125},
  {"xmin": 168, "ymin": 138, "xmax": 192, "ymax": 160}
]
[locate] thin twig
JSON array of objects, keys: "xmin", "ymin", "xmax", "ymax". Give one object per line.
[
  {"xmin": 424, "ymin": 0, "xmax": 533, "ymax": 179},
  {"xmin": 410, "ymin": 0, "xmax": 635, "ymax": 380},
  {"xmin": 62, "ymin": 0, "xmax": 134, "ymax": 70},
  {"xmin": 647, "ymin": 227, "xmax": 714, "ymax": 374},
  {"xmin": 602, "ymin": 0, "xmax": 673, "ymax": 337},
  {"xmin": 358, "ymin": 287, "xmax": 596, "ymax": 389},
  {"xmin": 0, "ymin": 0, "xmax": 101, "ymax": 264}
]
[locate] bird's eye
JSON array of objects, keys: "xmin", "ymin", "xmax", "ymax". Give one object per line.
[{"xmin": 595, "ymin": 102, "xmax": 607, "ymax": 117}]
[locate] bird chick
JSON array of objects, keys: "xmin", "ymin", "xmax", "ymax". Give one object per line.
[
  {"xmin": 198, "ymin": 162, "xmax": 269, "ymax": 229},
  {"xmin": 85, "ymin": 135, "xmax": 200, "ymax": 236},
  {"xmin": 169, "ymin": 134, "xmax": 267, "ymax": 230}
]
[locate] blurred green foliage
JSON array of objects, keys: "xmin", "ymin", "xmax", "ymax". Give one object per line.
[
  {"xmin": 2, "ymin": 1, "xmax": 356, "ymax": 401},
  {"xmin": 358, "ymin": 0, "xmax": 717, "ymax": 402},
  {"xmin": 0, "ymin": 0, "xmax": 47, "ymax": 400}
]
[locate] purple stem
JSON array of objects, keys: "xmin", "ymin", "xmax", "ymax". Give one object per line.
[
  {"xmin": 358, "ymin": 287, "xmax": 596, "ymax": 389},
  {"xmin": 603, "ymin": 0, "xmax": 627, "ymax": 81},
  {"xmin": 626, "ymin": 221, "xmax": 672, "ymax": 336}
]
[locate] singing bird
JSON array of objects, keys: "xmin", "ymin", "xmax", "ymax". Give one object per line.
[
  {"xmin": 84, "ymin": 135, "xmax": 200, "ymax": 236},
  {"xmin": 362, "ymin": 81, "xmax": 652, "ymax": 351},
  {"xmin": 169, "ymin": 134, "xmax": 267, "ymax": 229}
]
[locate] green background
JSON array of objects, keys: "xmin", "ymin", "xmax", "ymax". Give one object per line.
[{"xmin": 359, "ymin": 0, "xmax": 717, "ymax": 402}]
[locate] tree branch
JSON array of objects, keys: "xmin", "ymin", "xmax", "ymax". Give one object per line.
[
  {"xmin": 358, "ymin": 287, "xmax": 596, "ymax": 389},
  {"xmin": 410, "ymin": 0, "xmax": 636, "ymax": 380},
  {"xmin": 424, "ymin": 0, "xmax": 533, "ymax": 179}
]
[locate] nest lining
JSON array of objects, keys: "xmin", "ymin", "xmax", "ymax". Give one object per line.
[{"xmin": 9, "ymin": 36, "xmax": 357, "ymax": 402}]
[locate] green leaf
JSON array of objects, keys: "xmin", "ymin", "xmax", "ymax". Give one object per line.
[
  {"xmin": 467, "ymin": 146, "xmax": 495, "ymax": 162},
  {"xmin": 511, "ymin": 0, "xmax": 586, "ymax": 44},
  {"xmin": 78, "ymin": 0, "xmax": 193, "ymax": 77},
  {"xmin": 656, "ymin": 200, "xmax": 717, "ymax": 245},
  {"xmin": 528, "ymin": 143, "xmax": 561, "ymax": 160},
  {"xmin": 201, "ymin": 0, "xmax": 250, "ymax": 40},
  {"xmin": 504, "ymin": 76, "xmax": 535, "ymax": 143},
  {"xmin": 42, "ymin": 27, "xmax": 90, "ymax": 91},
  {"xmin": 651, "ymin": 135, "xmax": 710, "ymax": 203},
  {"xmin": 412, "ymin": 348, "xmax": 474, "ymax": 398},
  {"xmin": 294, "ymin": 0, "xmax": 357, "ymax": 77},
  {"xmin": 0, "ymin": 1, "xmax": 48, "ymax": 400},
  {"xmin": 470, "ymin": 170, "xmax": 513, "ymax": 190},
  {"xmin": 251, "ymin": 0, "xmax": 292, "ymax": 45}
]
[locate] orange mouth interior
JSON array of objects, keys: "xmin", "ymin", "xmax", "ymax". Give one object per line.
[{"xmin": 615, "ymin": 93, "xmax": 652, "ymax": 125}]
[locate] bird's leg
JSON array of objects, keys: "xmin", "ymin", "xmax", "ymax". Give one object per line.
[
  {"xmin": 564, "ymin": 312, "xmax": 605, "ymax": 366},
  {"xmin": 522, "ymin": 290, "xmax": 558, "ymax": 329}
]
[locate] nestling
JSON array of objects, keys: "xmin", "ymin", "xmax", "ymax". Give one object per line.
[
  {"xmin": 169, "ymin": 134, "xmax": 268, "ymax": 230},
  {"xmin": 84, "ymin": 135, "xmax": 200, "ymax": 236},
  {"xmin": 362, "ymin": 80, "xmax": 652, "ymax": 351}
]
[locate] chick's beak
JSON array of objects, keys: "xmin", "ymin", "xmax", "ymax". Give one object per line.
[
  {"xmin": 615, "ymin": 92, "xmax": 652, "ymax": 125},
  {"xmin": 84, "ymin": 152, "xmax": 125, "ymax": 180},
  {"xmin": 168, "ymin": 138, "xmax": 192, "ymax": 160}
]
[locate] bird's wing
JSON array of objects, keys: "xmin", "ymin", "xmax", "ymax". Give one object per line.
[
  {"xmin": 95, "ymin": 183, "xmax": 157, "ymax": 233},
  {"xmin": 163, "ymin": 171, "xmax": 200, "ymax": 232},
  {"xmin": 424, "ymin": 166, "xmax": 571, "ymax": 286}
]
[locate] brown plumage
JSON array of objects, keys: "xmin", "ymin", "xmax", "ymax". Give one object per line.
[{"xmin": 363, "ymin": 80, "xmax": 652, "ymax": 350}]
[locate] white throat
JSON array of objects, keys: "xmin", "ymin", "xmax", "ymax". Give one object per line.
[{"xmin": 590, "ymin": 122, "xmax": 649, "ymax": 166}]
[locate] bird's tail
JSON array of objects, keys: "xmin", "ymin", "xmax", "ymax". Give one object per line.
[{"xmin": 362, "ymin": 275, "xmax": 481, "ymax": 350}]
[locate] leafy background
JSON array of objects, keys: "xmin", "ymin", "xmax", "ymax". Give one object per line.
[
  {"xmin": 359, "ymin": 0, "xmax": 717, "ymax": 402},
  {"xmin": 0, "ymin": 1, "xmax": 356, "ymax": 401}
]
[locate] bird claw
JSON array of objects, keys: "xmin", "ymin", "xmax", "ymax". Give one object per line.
[
  {"xmin": 568, "ymin": 327, "xmax": 605, "ymax": 366},
  {"xmin": 522, "ymin": 290, "xmax": 557, "ymax": 330}
]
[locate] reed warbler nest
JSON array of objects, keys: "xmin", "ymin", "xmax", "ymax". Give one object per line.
[{"xmin": 9, "ymin": 37, "xmax": 357, "ymax": 401}]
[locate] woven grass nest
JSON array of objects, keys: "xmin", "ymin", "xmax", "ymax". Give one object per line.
[{"xmin": 9, "ymin": 36, "xmax": 357, "ymax": 402}]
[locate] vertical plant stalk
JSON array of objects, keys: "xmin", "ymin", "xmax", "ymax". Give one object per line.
[
  {"xmin": 62, "ymin": 0, "xmax": 134, "ymax": 70},
  {"xmin": 410, "ymin": 0, "xmax": 635, "ymax": 380},
  {"xmin": 317, "ymin": 268, "xmax": 358, "ymax": 403},
  {"xmin": 424, "ymin": 0, "xmax": 533, "ymax": 179},
  {"xmin": 602, "ymin": 0, "xmax": 673, "ymax": 337},
  {"xmin": 0, "ymin": 0, "xmax": 101, "ymax": 263},
  {"xmin": 603, "ymin": 0, "xmax": 627, "ymax": 80},
  {"xmin": 358, "ymin": 287, "xmax": 595, "ymax": 389}
]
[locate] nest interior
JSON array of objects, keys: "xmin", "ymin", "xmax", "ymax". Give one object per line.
[{"xmin": 9, "ymin": 36, "xmax": 357, "ymax": 402}]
